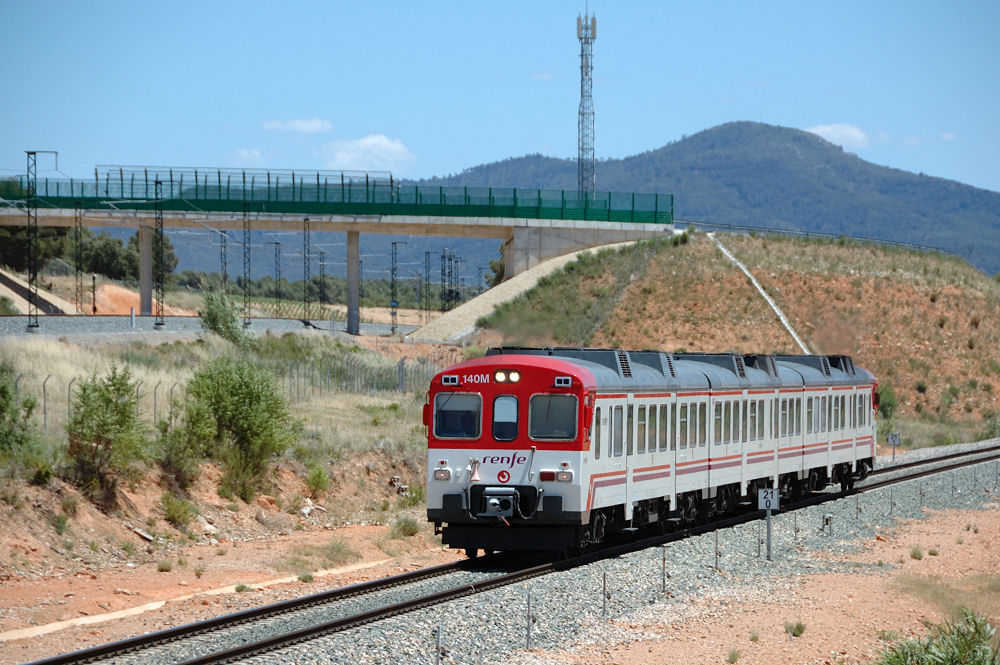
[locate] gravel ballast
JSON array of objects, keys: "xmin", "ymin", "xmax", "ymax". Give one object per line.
[{"xmin": 234, "ymin": 439, "xmax": 1000, "ymax": 665}]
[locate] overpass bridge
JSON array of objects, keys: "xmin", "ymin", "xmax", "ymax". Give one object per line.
[{"xmin": 1, "ymin": 166, "xmax": 673, "ymax": 333}]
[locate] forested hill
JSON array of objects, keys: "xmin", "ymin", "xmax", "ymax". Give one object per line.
[{"xmin": 415, "ymin": 122, "xmax": 1000, "ymax": 275}]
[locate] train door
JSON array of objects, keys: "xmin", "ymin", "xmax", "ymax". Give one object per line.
[{"xmin": 674, "ymin": 394, "xmax": 693, "ymax": 495}]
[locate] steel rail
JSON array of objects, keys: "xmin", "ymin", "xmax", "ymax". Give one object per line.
[
  {"xmin": 22, "ymin": 559, "xmax": 473, "ymax": 665},
  {"xmin": 32, "ymin": 443, "xmax": 1000, "ymax": 665}
]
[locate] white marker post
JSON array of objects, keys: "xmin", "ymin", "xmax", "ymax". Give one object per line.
[
  {"xmin": 889, "ymin": 432, "xmax": 900, "ymax": 463},
  {"xmin": 758, "ymin": 488, "xmax": 779, "ymax": 562}
]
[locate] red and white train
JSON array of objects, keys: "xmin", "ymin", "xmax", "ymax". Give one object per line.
[{"xmin": 424, "ymin": 347, "xmax": 877, "ymax": 554}]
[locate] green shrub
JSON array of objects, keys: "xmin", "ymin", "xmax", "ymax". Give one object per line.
[
  {"xmin": 398, "ymin": 484, "xmax": 425, "ymax": 508},
  {"xmin": 66, "ymin": 365, "xmax": 146, "ymax": 508},
  {"xmin": 235, "ymin": 583, "xmax": 252, "ymax": 592},
  {"xmin": 49, "ymin": 512, "xmax": 69, "ymax": 535},
  {"xmin": 0, "ymin": 296, "xmax": 18, "ymax": 316},
  {"xmin": 390, "ymin": 516, "xmax": 420, "ymax": 538},
  {"xmin": 784, "ymin": 621, "xmax": 806, "ymax": 637},
  {"xmin": 183, "ymin": 356, "xmax": 299, "ymax": 502},
  {"xmin": 910, "ymin": 547, "xmax": 923, "ymax": 560},
  {"xmin": 162, "ymin": 492, "xmax": 196, "ymax": 529},
  {"xmin": 199, "ymin": 291, "xmax": 250, "ymax": 348},
  {"xmin": 878, "ymin": 383, "xmax": 898, "ymax": 420},
  {"xmin": 157, "ymin": 559, "xmax": 172, "ymax": 572},
  {"xmin": 298, "ymin": 572, "xmax": 314, "ymax": 583},
  {"xmin": 876, "ymin": 608, "xmax": 998, "ymax": 665},
  {"xmin": 727, "ymin": 648, "xmax": 740, "ymax": 663},
  {"xmin": 305, "ymin": 464, "xmax": 330, "ymax": 497}
]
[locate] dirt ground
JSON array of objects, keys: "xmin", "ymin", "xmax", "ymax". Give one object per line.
[
  {"xmin": 2, "ymin": 502, "xmax": 998, "ymax": 664},
  {"xmin": 526, "ymin": 504, "xmax": 1000, "ymax": 665}
]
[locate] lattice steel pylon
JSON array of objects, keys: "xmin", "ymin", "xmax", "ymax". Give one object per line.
[
  {"xmin": 242, "ymin": 203, "xmax": 251, "ymax": 327},
  {"xmin": 24, "ymin": 152, "xmax": 40, "ymax": 330},
  {"xmin": 302, "ymin": 217, "xmax": 311, "ymax": 319},
  {"xmin": 153, "ymin": 180, "xmax": 165, "ymax": 328},
  {"xmin": 74, "ymin": 201, "xmax": 84, "ymax": 314},
  {"xmin": 577, "ymin": 12, "xmax": 596, "ymax": 195}
]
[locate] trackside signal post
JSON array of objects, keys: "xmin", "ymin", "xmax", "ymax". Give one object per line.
[{"xmin": 758, "ymin": 488, "xmax": 779, "ymax": 561}]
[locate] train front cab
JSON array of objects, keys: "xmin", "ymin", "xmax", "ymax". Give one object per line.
[{"xmin": 424, "ymin": 355, "xmax": 594, "ymax": 553}]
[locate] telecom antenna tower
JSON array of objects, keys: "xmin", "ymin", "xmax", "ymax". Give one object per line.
[{"xmin": 577, "ymin": 10, "xmax": 596, "ymax": 195}]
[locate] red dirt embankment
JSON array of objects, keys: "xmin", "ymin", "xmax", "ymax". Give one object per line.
[{"xmin": 93, "ymin": 284, "xmax": 196, "ymax": 316}]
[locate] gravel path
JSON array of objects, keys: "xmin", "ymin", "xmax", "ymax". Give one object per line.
[
  {"xmin": 0, "ymin": 315, "xmax": 415, "ymax": 340},
  {"xmin": 229, "ymin": 438, "xmax": 1000, "ymax": 665}
]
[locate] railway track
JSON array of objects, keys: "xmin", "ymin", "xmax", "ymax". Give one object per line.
[{"xmin": 30, "ymin": 443, "xmax": 1000, "ymax": 665}]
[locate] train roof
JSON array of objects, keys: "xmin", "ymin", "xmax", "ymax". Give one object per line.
[{"xmin": 483, "ymin": 348, "xmax": 875, "ymax": 392}]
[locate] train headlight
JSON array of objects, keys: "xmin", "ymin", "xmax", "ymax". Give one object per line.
[
  {"xmin": 494, "ymin": 370, "xmax": 507, "ymax": 382},
  {"xmin": 508, "ymin": 370, "xmax": 520, "ymax": 383},
  {"xmin": 555, "ymin": 470, "xmax": 574, "ymax": 482},
  {"xmin": 433, "ymin": 468, "xmax": 451, "ymax": 481}
]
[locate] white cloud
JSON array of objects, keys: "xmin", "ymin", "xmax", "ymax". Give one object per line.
[
  {"xmin": 321, "ymin": 134, "xmax": 415, "ymax": 172},
  {"xmin": 805, "ymin": 123, "xmax": 870, "ymax": 149},
  {"xmin": 233, "ymin": 147, "xmax": 265, "ymax": 167},
  {"xmin": 261, "ymin": 118, "xmax": 332, "ymax": 133},
  {"xmin": 941, "ymin": 131, "xmax": 957, "ymax": 141}
]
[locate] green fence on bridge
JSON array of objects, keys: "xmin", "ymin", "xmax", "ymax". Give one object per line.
[{"xmin": 9, "ymin": 166, "xmax": 673, "ymax": 224}]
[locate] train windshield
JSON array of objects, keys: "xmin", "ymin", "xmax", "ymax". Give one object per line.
[
  {"xmin": 529, "ymin": 394, "xmax": 578, "ymax": 441},
  {"xmin": 434, "ymin": 393, "xmax": 482, "ymax": 439},
  {"xmin": 492, "ymin": 395, "xmax": 518, "ymax": 441}
]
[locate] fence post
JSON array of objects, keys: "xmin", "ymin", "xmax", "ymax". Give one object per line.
[
  {"xmin": 153, "ymin": 380, "xmax": 162, "ymax": 423},
  {"xmin": 67, "ymin": 377, "xmax": 76, "ymax": 420},
  {"xmin": 42, "ymin": 375, "xmax": 51, "ymax": 433},
  {"xmin": 134, "ymin": 380, "xmax": 143, "ymax": 416},
  {"xmin": 397, "ymin": 358, "xmax": 406, "ymax": 393}
]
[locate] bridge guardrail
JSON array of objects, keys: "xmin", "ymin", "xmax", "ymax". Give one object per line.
[{"xmin": 4, "ymin": 167, "xmax": 673, "ymax": 224}]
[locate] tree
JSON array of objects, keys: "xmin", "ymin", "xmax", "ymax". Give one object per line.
[
  {"xmin": 126, "ymin": 232, "xmax": 178, "ymax": 281},
  {"xmin": 184, "ymin": 356, "xmax": 298, "ymax": 501},
  {"xmin": 66, "ymin": 365, "xmax": 146, "ymax": 508},
  {"xmin": 487, "ymin": 242, "xmax": 505, "ymax": 287}
]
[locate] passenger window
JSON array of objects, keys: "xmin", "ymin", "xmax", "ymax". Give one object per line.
[
  {"xmin": 840, "ymin": 396, "xmax": 846, "ymax": 429},
  {"xmin": 492, "ymin": 395, "xmax": 518, "ymax": 442},
  {"xmin": 806, "ymin": 397, "xmax": 813, "ymax": 434},
  {"xmin": 528, "ymin": 394, "xmax": 577, "ymax": 440},
  {"xmin": 679, "ymin": 404, "xmax": 688, "ymax": 449},
  {"xmin": 648, "ymin": 406, "xmax": 658, "ymax": 453},
  {"xmin": 637, "ymin": 406, "xmax": 646, "ymax": 454},
  {"xmin": 795, "ymin": 398, "xmax": 802, "ymax": 436},
  {"xmin": 821, "ymin": 396, "xmax": 828, "ymax": 432},
  {"xmin": 756, "ymin": 400, "xmax": 764, "ymax": 440},
  {"xmin": 748, "ymin": 400, "xmax": 757, "ymax": 442},
  {"xmin": 594, "ymin": 407, "xmax": 602, "ymax": 459},
  {"xmin": 669, "ymin": 403, "xmax": 677, "ymax": 451},
  {"xmin": 659, "ymin": 405, "xmax": 669, "ymax": 451},
  {"xmin": 613, "ymin": 406, "xmax": 623, "ymax": 456},
  {"xmin": 434, "ymin": 393, "xmax": 482, "ymax": 439},
  {"xmin": 741, "ymin": 400, "xmax": 748, "ymax": 443}
]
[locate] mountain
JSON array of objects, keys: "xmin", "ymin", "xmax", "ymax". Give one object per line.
[{"xmin": 416, "ymin": 122, "xmax": 1000, "ymax": 275}]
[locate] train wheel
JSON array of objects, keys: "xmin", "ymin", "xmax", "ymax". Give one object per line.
[
  {"xmin": 589, "ymin": 511, "xmax": 607, "ymax": 545},
  {"xmin": 464, "ymin": 547, "xmax": 479, "ymax": 559},
  {"xmin": 680, "ymin": 494, "xmax": 698, "ymax": 525}
]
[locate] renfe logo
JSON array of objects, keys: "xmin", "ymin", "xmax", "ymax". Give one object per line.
[
  {"xmin": 481, "ymin": 454, "xmax": 527, "ymax": 468},
  {"xmin": 462, "ymin": 373, "xmax": 490, "ymax": 384},
  {"xmin": 497, "ymin": 470, "xmax": 510, "ymax": 483}
]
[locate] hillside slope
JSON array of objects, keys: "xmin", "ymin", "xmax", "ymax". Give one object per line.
[
  {"xmin": 418, "ymin": 122, "xmax": 1000, "ymax": 275},
  {"xmin": 476, "ymin": 233, "xmax": 1000, "ymax": 435}
]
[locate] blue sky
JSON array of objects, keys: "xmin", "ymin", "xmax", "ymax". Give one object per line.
[{"xmin": 3, "ymin": 0, "xmax": 999, "ymax": 193}]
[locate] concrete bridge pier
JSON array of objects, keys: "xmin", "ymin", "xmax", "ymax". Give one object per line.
[
  {"xmin": 138, "ymin": 224, "xmax": 152, "ymax": 315},
  {"xmin": 346, "ymin": 231, "xmax": 360, "ymax": 335}
]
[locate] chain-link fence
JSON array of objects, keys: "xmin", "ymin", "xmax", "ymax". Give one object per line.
[{"xmin": 11, "ymin": 356, "xmax": 441, "ymax": 438}]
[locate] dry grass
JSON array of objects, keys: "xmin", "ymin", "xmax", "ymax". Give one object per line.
[{"xmin": 894, "ymin": 573, "xmax": 1000, "ymax": 620}]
